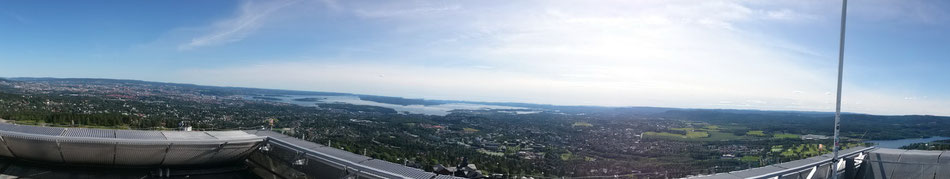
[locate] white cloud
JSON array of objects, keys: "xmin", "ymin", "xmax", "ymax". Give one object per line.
[
  {"xmin": 320, "ymin": 0, "xmax": 343, "ymax": 11},
  {"xmin": 178, "ymin": 0, "xmax": 299, "ymax": 50},
  {"xmin": 764, "ymin": 9, "xmax": 817, "ymax": 22},
  {"xmin": 168, "ymin": 0, "xmax": 950, "ymax": 116},
  {"xmin": 354, "ymin": 5, "xmax": 460, "ymax": 19}
]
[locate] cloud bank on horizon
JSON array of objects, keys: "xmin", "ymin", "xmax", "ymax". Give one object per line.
[{"xmin": 1, "ymin": 0, "xmax": 950, "ymax": 115}]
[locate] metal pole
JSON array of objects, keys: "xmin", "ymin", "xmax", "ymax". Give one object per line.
[{"xmin": 831, "ymin": 0, "xmax": 848, "ymax": 178}]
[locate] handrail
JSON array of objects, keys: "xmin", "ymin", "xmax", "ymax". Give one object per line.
[
  {"xmin": 0, "ymin": 129, "xmax": 265, "ymax": 144},
  {"xmin": 747, "ymin": 146, "xmax": 875, "ymax": 179},
  {"xmin": 264, "ymin": 135, "xmax": 412, "ymax": 179}
]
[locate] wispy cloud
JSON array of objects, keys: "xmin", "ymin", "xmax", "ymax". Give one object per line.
[
  {"xmin": 354, "ymin": 5, "xmax": 460, "ymax": 19},
  {"xmin": 178, "ymin": 0, "xmax": 299, "ymax": 50},
  {"xmin": 167, "ymin": 0, "xmax": 950, "ymax": 116},
  {"xmin": 319, "ymin": 0, "xmax": 343, "ymax": 11},
  {"xmin": 0, "ymin": 9, "xmax": 29, "ymax": 24}
]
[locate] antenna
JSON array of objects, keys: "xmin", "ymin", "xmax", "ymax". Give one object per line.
[{"xmin": 831, "ymin": 0, "xmax": 848, "ymax": 178}]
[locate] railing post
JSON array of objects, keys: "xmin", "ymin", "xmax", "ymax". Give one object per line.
[
  {"xmin": 843, "ymin": 157, "xmax": 855, "ymax": 179},
  {"xmin": 806, "ymin": 166, "xmax": 817, "ymax": 179}
]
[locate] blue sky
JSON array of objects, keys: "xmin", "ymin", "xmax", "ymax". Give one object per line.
[{"xmin": 1, "ymin": 0, "xmax": 949, "ymax": 115}]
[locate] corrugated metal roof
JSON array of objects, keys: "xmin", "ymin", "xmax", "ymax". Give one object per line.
[
  {"xmin": 63, "ymin": 128, "xmax": 115, "ymax": 138},
  {"xmin": 163, "ymin": 143, "xmax": 221, "ymax": 165},
  {"xmin": 9, "ymin": 125, "xmax": 64, "ymax": 136},
  {"xmin": 162, "ymin": 131, "xmax": 216, "ymax": 140},
  {"xmin": 114, "ymin": 143, "xmax": 168, "ymax": 166},
  {"xmin": 312, "ymin": 146, "xmax": 373, "ymax": 163},
  {"xmin": 115, "ymin": 129, "xmax": 166, "ymax": 140},
  {"xmin": 0, "ymin": 124, "xmax": 264, "ymax": 167},
  {"xmin": 0, "ymin": 123, "xmax": 17, "ymax": 131},
  {"xmin": 2, "ymin": 134, "xmax": 63, "ymax": 163},
  {"xmin": 59, "ymin": 140, "xmax": 116, "ymax": 164},
  {"xmin": 206, "ymin": 131, "xmax": 257, "ymax": 140}
]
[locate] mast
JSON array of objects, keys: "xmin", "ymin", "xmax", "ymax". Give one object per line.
[{"xmin": 831, "ymin": 0, "xmax": 848, "ymax": 178}]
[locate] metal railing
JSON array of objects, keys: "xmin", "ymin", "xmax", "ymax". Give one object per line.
[
  {"xmin": 747, "ymin": 147, "xmax": 874, "ymax": 179},
  {"xmin": 251, "ymin": 135, "xmax": 416, "ymax": 179}
]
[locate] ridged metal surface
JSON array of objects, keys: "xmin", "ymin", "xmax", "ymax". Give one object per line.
[
  {"xmin": 310, "ymin": 145, "xmax": 372, "ymax": 163},
  {"xmin": 434, "ymin": 175, "xmax": 464, "ymax": 179},
  {"xmin": 298, "ymin": 155, "xmax": 347, "ymax": 178},
  {"xmin": 206, "ymin": 131, "xmax": 257, "ymax": 140},
  {"xmin": 0, "ymin": 124, "xmax": 17, "ymax": 131},
  {"xmin": 0, "ymin": 125, "xmax": 460, "ymax": 179},
  {"xmin": 209, "ymin": 141, "xmax": 260, "ymax": 163},
  {"xmin": 58, "ymin": 139, "xmax": 115, "ymax": 165},
  {"xmin": 267, "ymin": 142, "xmax": 301, "ymax": 162},
  {"xmin": 114, "ymin": 142, "xmax": 169, "ymax": 166},
  {"xmin": 162, "ymin": 143, "xmax": 222, "ymax": 165},
  {"xmin": 9, "ymin": 125, "xmax": 64, "ymax": 136},
  {"xmin": 115, "ymin": 129, "xmax": 166, "ymax": 140},
  {"xmin": 63, "ymin": 128, "xmax": 115, "ymax": 138},
  {"xmin": 0, "ymin": 123, "xmax": 264, "ymax": 167},
  {"xmin": 2, "ymin": 133, "xmax": 63, "ymax": 163},
  {"xmin": 0, "ymin": 136, "xmax": 15, "ymax": 158},
  {"xmin": 162, "ymin": 131, "xmax": 215, "ymax": 140}
]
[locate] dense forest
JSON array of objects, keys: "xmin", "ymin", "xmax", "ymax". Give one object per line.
[
  {"xmin": 900, "ymin": 139, "xmax": 950, "ymax": 150},
  {"xmin": 0, "ymin": 112, "xmax": 134, "ymax": 127},
  {"xmin": 659, "ymin": 110, "xmax": 950, "ymax": 140}
]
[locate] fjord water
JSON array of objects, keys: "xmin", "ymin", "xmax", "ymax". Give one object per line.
[
  {"xmin": 246, "ymin": 95, "xmax": 525, "ymax": 115},
  {"xmin": 866, "ymin": 136, "xmax": 950, "ymax": 148}
]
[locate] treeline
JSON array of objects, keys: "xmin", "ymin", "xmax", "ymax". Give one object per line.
[
  {"xmin": 900, "ymin": 139, "xmax": 950, "ymax": 150},
  {"xmin": 1, "ymin": 112, "xmax": 135, "ymax": 126},
  {"xmin": 658, "ymin": 110, "xmax": 950, "ymax": 140}
]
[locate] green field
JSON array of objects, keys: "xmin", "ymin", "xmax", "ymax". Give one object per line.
[
  {"xmin": 741, "ymin": 156, "xmax": 760, "ymax": 162},
  {"xmin": 746, "ymin": 130, "xmax": 766, "ymax": 136},
  {"xmin": 645, "ymin": 124, "xmax": 754, "ymax": 141},
  {"xmin": 704, "ymin": 131, "xmax": 748, "ymax": 141},
  {"xmin": 463, "ymin": 128, "xmax": 480, "ymax": 133},
  {"xmin": 780, "ymin": 143, "xmax": 830, "ymax": 158},
  {"xmin": 686, "ymin": 131, "xmax": 709, "ymax": 138},
  {"xmin": 560, "ymin": 153, "xmax": 571, "ymax": 160},
  {"xmin": 773, "ymin": 133, "xmax": 800, "ymax": 139},
  {"xmin": 644, "ymin": 131, "xmax": 748, "ymax": 141},
  {"xmin": 477, "ymin": 149, "xmax": 504, "ymax": 156},
  {"xmin": 771, "ymin": 145, "xmax": 784, "ymax": 152},
  {"xmin": 643, "ymin": 131, "xmax": 709, "ymax": 139},
  {"xmin": 644, "ymin": 132, "xmax": 696, "ymax": 138},
  {"xmin": 572, "ymin": 122, "xmax": 593, "ymax": 127}
]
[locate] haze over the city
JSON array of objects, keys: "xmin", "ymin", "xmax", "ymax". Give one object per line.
[{"xmin": 2, "ymin": 0, "xmax": 949, "ymax": 115}]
